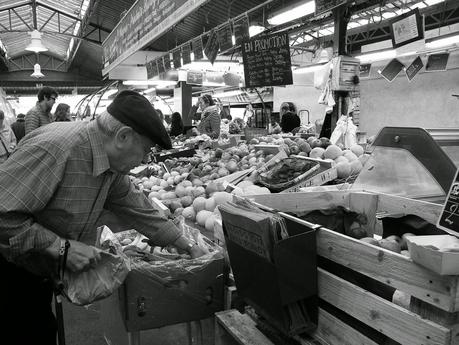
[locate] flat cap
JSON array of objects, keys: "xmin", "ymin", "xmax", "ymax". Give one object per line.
[{"xmin": 107, "ymin": 90, "xmax": 172, "ymax": 149}]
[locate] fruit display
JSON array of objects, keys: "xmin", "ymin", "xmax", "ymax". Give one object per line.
[
  {"xmin": 258, "ymin": 157, "xmax": 320, "ymax": 191},
  {"xmin": 359, "ymin": 233, "xmax": 416, "ymax": 255}
]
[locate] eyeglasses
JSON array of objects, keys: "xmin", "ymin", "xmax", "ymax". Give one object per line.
[{"xmin": 49, "ymin": 96, "xmax": 57, "ymax": 101}]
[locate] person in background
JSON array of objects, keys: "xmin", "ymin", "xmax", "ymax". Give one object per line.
[
  {"xmin": 25, "ymin": 86, "xmax": 57, "ymax": 134},
  {"xmin": 0, "ymin": 110, "xmax": 16, "ymax": 163},
  {"xmin": 189, "ymin": 94, "xmax": 220, "ymax": 138},
  {"xmin": 169, "ymin": 112, "xmax": 184, "ymax": 137},
  {"xmin": 280, "ymin": 103, "xmax": 300, "ymax": 133},
  {"xmin": 11, "ymin": 113, "xmax": 26, "ymax": 143},
  {"xmin": 54, "ymin": 103, "xmax": 72, "ymax": 122},
  {"xmin": 155, "ymin": 109, "xmax": 170, "ymax": 131},
  {"xmin": 0, "ymin": 90, "xmax": 207, "ymax": 345}
]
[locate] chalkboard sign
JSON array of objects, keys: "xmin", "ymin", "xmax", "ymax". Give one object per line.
[
  {"xmin": 204, "ymin": 30, "xmax": 219, "ymax": 64},
  {"xmin": 163, "ymin": 54, "xmax": 171, "ymax": 71},
  {"xmin": 405, "ymin": 56, "xmax": 423, "ymax": 81},
  {"xmin": 172, "ymin": 49, "xmax": 182, "ymax": 69},
  {"xmin": 437, "ymin": 169, "xmax": 459, "ymax": 236},
  {"xmin": 217, "ymin": 22, "xmax": 233, "ymax": 52},
  {"xmin": 182, "ymin": 43, "xmax": 192, "ymax": 65},
  {"xmin": 315, "ymin": 0, "xmax": 347, "ymax": 15},
  {"xmin": 241, "ymin": 32, "xmax": 293, "ymax": 88},
  {"xmin": 192, "ymin": 37, "xmax": 204, "ymax": 61},
  {"xmin": 146, "ymin": 59, "xmax": 159, "ymax": 79},
  {"xmin": 157, "ymin": 58, "xmax": 165, "ymax": 74},
  {"xmin": 378, "ymin": 58, "xmax": 404, "ymax": 82},
  {"xmin": 360, "ymin": 63, "xmax": 371, "ymax": 78},
  {"xmin": 186, "ymin": 70, "xmax": 203, "ymax": 85},
  {"xmin": 234, "ymin": 15, "xmax": 249, "ymax": 46},
  {"xmin": 426, "ymin": 53, "xmax": 449, "ymax": 72}
]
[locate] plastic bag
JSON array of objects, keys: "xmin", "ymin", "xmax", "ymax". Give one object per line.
[
  {"xmin": 63, "ymin": 226, "xmax": 131, "ymax": 306},
  {"xmin": 330, "ymin": 115, "xmax": 357, "ymax": 148}
]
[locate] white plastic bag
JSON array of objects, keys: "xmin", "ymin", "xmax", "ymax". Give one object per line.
[{"xmin": 330, "ymin": 115, "xmax": 358, "ymax": 148}]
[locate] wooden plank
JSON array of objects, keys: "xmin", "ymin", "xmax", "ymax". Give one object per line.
[
  {"xmin": 215, "ymin": 310, "xmax": 274, "ymax": 345},
  {"xmin": 313, "ymin": 308, "xmax": 379, "ymax": 345},
  {"xmin": 348, "ymin": 192, "xmax": 379, "ymax": 236},
  {"xmin": 318, "ymin": 268, "xmax": 451, "ymax": 345},
  {"xmin": 377, "ymin": 193, "xmax": 443, "ymax": 225},
  {"xmin": 251, "ymin": 191, "xmax": 351, "ymax": 214},
  {"xmin": 317, "ymin": 227, "xmax": 458, "ymax": 312}
]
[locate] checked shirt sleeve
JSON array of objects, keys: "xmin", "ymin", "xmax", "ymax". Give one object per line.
[
  {"xmin": 0, "ymin": 143, "xmax": 66, "ymax": 262},
  {"xmin": 105, "ymin": 175, "xmax": 182, "ymax": 247}
]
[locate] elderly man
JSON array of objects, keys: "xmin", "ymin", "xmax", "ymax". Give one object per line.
[
  {"xmin": 0, "ymin": 90, "xmax": 206, "ymax": 345},
  {"xmin": 25, "ymin": 85, "xmax": 58, "ymax": 134},
  {"xmin": 0, "ymin": 110, "xmax": 16, "ymax": 163}
]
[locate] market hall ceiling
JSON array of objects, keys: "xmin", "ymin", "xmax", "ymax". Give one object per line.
[{"xmin": 0, "ymin": 0, "xmax": 458, "ymax": 95}]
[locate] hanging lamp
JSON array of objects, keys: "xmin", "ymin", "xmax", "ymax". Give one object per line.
[
  {"xmin": 25, "ymin": 30, "xmax": 48, "ymax": 53},
  {"xmin": 31, "ymin": 63, "xmax": 45, "ymax": 78}
]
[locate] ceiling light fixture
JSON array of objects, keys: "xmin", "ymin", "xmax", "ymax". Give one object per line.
[
  {"xmin": 249, "ymin": 25, "xmax": 266, "ymax": 37},
  {"xmin": 292, "ymin": 63, "xmax": 327, "ymax": 74},
  {"xmin": 355, "ymin": 49, "xmax": 397, "ymax": 63},
  {"xmin": 25, "ymin": 30, "xmax": 48, "ymax": 53},
  {"xmin": 425, "ymin": 33, "xmax": 459, "ymax": 49},
  {"xmin": 30, "ymin": 63, "xmax": 45, "ymax": 78},
  {"xmin": 267, "ymin": 0, "xmax": 315, "ymax": 26}
]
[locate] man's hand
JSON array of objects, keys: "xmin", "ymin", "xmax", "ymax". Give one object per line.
[{"xmin": 65, "ymin": 240, "xmax": 101, "ymax": 272}]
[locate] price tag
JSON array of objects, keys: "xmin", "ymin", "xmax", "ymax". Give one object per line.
[
  {"xmin": 438, "ymin": 169, "xmax": 459, "ymax": 236},
  {"xmin": 426, "ymin": 53, "xmax": 449, "ymax": 72}
]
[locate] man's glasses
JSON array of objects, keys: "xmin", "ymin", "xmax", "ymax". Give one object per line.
[{"xmin": 49, "ymin": 96, "xmax": 57, "ymax": 101}]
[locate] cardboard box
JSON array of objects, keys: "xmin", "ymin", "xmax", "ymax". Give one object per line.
[
  {"xmin": 119, "ymin": 256, "xmax": 225, "ymax": 331},
  {"xmin": 406, "ymin": 235, "xmax": 459, "ymax": 275}
]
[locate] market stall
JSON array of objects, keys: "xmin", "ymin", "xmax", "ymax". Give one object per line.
[{"xmin": 216, "ymin": 126, "xmax": 459, "ymax": 345}]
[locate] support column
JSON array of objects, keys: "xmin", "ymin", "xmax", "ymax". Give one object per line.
[
  {"xmin": 330, "ymin": 5, "xmax": 351, "ymax": 135},
  {"xmin": 174, "ymin": 81, "xmax": 192, "ymax": 126}
]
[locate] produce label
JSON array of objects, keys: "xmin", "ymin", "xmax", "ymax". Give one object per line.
[
  {"xmin": 426, "ymin": 53, "xmax": 449, "ymax": 72},
  {"xmin": 378, "ymin": 58, "xmax": 404, "ymax": 82},
  {"xmin": 241, "ymin": 32, "xmax": 293, "ymax": 88},
  {"xmin": 438, "ymin": 169, "xmax": 459, "ymax": 236}
]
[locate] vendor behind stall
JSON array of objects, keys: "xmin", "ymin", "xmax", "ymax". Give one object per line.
[
  {"xmin": 0, "ymin": 90, "xmax": 206, "ymax": 345},
  {"xmin": 188, "ymin": 94, "xmax": 221, "ymax": 138},
  {"xmin": 280, "ymin": 102, "xmax": 300, "ymax": 133}
]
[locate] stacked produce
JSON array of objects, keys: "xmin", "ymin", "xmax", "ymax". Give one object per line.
[{"xmin": 360, "ymin": 233, "xmax": 415, "ymax": 256}]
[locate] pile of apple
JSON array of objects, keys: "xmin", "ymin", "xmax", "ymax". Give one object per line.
[
  {"xmin": 316, "ymin": 144, "xmax": 368, "ymax": 179},
  {"xmin": 138, "ymin": 172, "xmax": 234, "ymax": 232},
  {"xmin": 360, "ymin": 233, "xmax": 415, "ymax": 256}
]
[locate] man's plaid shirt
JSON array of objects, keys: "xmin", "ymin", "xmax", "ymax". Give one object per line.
[{"xmin": 0, "ymin": 120, "xmax": 180, "ymax": 262}]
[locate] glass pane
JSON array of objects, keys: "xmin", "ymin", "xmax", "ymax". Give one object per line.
[{"xmin": 352, "ymin": 146, "xmax": 445, "ymax": 199}]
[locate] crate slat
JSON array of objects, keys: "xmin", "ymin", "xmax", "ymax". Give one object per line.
[
  {"xmin": 317, "ymin": 227, "xmax": 458, "ymax": 312},
  {"xmin": 318, "ymin": 268, "xmax": 452, "ymax": 345},
  {"xmin": 313, "ymin": 308, "xmax": 379, "ymax": 345},
  {"xmin": 377, "ymin": 193, "xmax": 443, "ymax": 226}
]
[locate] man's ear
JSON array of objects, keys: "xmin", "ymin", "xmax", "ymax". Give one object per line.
[{"xmin": 113, "ymin": 126, "xmax": 135, "ymax": 150}]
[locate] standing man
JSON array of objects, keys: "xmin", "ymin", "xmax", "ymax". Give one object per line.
[
  {"xmin": 0, "ymin": 90, "xmax": 206, "ymax": 345},
  {"xmin": 25, "ymin": 85, "xmax": 57, "ymax": 134},
  {"xmin": 0, "ymin": 110, "xmax": 16, "ymax": 163},
  {"xmin": 11, "ymin": 113, "xmax": 26, "ymax": 142}
]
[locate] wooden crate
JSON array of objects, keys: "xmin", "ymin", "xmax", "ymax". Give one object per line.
[{"xmin": 248, "ymin": 191, "xmax": 459, "ymax": 345}]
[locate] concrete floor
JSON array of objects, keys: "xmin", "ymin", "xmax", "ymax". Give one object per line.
[{"xmin": 62, "ymin": 299, "xmax": 215, "ymax": 345}]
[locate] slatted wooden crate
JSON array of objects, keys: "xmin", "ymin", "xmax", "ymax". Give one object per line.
[{"xmin": 248, "ymin": 191, "xmax": 459, "ymax": 345}]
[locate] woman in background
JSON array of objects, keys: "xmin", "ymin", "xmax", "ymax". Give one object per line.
[
  {"xmin": 189, "ymin": 94, "xmax": 220, "ymax": 138},
  {"xmin": 169, "ymin": 112, "xmax": 184, "ymax": 137},
  {"xmin": 54, "ymin": 103, "xmax": 71, "ymax": 122}
]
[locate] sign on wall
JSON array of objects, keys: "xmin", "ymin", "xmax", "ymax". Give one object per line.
[
  {"xmin": 241, "ymin": 32, "xmax": 293, "ymax": 88},
  {"xmin": 378, "ymin": 58, "xmax": 404, "ymax": 82},
  {"xmin": 389, "ymin": 9, "xmax": 424, "ymax": 48},
  {"xmin": 405, "ymin": 56, "xmax": 423, "ymax": 81}
]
